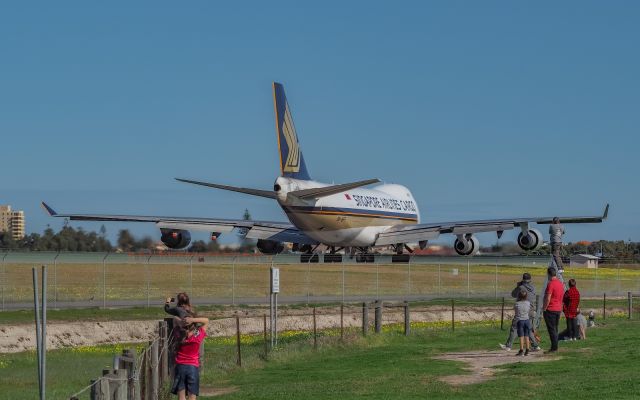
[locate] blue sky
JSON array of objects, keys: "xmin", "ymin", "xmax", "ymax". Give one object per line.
[{"xmin": 1, "ymin": 1, "xmax": 638, "ymax": 245}]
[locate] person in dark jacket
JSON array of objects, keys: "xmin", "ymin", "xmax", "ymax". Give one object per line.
[
  {"xmin": 563, "ymin": 279, "xmax": 581, "ymax": 340},
  {"xmin": 499, "ymin": 273, "xmax": 540, "ymax": 351},
  {"xmin": 165, "ymin": 292, "xmax": 194, "ymax": 319}
]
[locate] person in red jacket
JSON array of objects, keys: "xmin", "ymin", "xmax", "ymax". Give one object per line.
[
  {"xmin": 543, "ymin": 267, "xmax": 564, "ymax": 353},
  {"xmin": 563, "ymin": 279, "xmax": 581, "ymax": 340}
]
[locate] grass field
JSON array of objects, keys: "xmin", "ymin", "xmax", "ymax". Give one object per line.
[
  {"xmin": 2, "ymin": 261, "xmax": 640, "ymax": 307},
  {"xmin": 2, "ymin": 315, "xmax": 639, "ymax": 399}
]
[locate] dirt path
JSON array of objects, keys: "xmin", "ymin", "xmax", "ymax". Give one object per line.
[
  {"xmin": 434, "ymin": 350, "xmax": 561, "ymax": 385},
  {"xmin": 1, "ymin": 305, "xmax": 507, "ymax": 353}
]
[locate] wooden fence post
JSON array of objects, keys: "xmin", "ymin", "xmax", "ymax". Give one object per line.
[
  {"xmin": 362, "ymin": 302, "xmax": 368, "ymax": 336},
  {"xmin": 159, "ymin": 321, "xmax": 169, "ymax": 383},
  {"xmin": 165, "ymin": 317, "xmax": 175, "ymax": 382},
  {"xmin": 340, "ymin": 303, "xmax": 344, "ymax": 341},
  {"xmin": 113, "ymin": 369, "xmax": 127, "ymax": 400},
  {"xmin": 122, "ymin": 349, "xmax": 139, "ymax": 400},
  {"xmin": 603, "ymin": 293, "xmax": 606, "ymax": 320},
  {"xmin": 451, "ymin": 299, "xmax": 455, "ymax": 332},
  {"xmin": 263, "ymin": 313, "xmax": 268, "ymax": 357},
  {"xmin": 500, "ymin": 297, "xmax": 505, "ymax": 330},
  {"xmin": 313, "ymin": 307, "xmax": 317, "ymax": 349},
  {"xmin": 628, "ymin": 292, "xmax": 632, "ymax": 319},
  {"xmin": 151, "ymin": 340, "xmax": 159, "ymax": 400},
  {"xmin": 97, "ymin": 370, "xmax": 111, "ymax": 400},
  {"xmin": 374, "ymin": 301, "xmax": 382, "ymax": 334},
  {"xmin": 404, "ymin": 301, "xmax": 410, "ymax": 336},
  {"xmin": 236, "ymin": 314, "xmax": 242, "ymax": 366}
]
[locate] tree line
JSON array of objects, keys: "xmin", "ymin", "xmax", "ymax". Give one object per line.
[{"xmin": 0, "ymin": 225, "xmax": 256, "ymax": 253}]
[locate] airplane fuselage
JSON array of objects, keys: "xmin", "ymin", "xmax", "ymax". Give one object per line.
[{"xmin": 275, "ymin": 177, "xmax": 420, "ymax": 247}]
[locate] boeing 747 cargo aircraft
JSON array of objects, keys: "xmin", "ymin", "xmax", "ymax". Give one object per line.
[{"xmin": 42, "ymin": 83, "xmax": 608, "ymax": 258}]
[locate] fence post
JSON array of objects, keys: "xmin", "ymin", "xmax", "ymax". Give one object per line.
[
  {"xmin": 164, "ymin": 317, "xmax": 175, "ymax": 382},
  {"xmin": 603, "ymin": 293, "xmax": 606, "ymax": 320},
  {"xmin": 236, "ymin": 314, "xmax": 242, "ymax": 366},
  {"xmin": 99, "ymin": 370, "xmax": 111, "ymax": 400},
  {"xmin": 113, "ymin": 369, "xmax": 127, "ymax": 400},
  {"xmin": 32, "ymin": 267, "xmax": 43, "ymax": 397},
  {"xmin": 628, "ymin": 292, "xmax": 632, "ymax": 319},
  {"xmin": 500, "ymin": 297, "xmax": 505, "ymax": 330},
  {"xmin": 340, "ymin": 303, "xmax": 344, "ymax": 341},
  {"xmin": 362, "ymin": 302, "xmax": 368, "ymax": 336},
  {"xmin": 374, "ymin": 300, "xmax": 382, "ymax": 334},
  {"xmin": 150, "ymin": 340, "xmax": 159, "ymax": 400},
  {"xmin": 123, "ymin": 349, "xmax": 138, "ymax": 400},
  {"xmin": 404, "ymin": 301, "xmax": 410, "ymax": 336},
  {"xmin": 263, "ymin": 314, "xmax": 268, "ymax": 357},
  {"xmin": 159, "ymin": 321, "xmax": 168, "ymax": 382},
  {"xmin": 313, "ymin": 307, "xmax": 317, "ymax": 349},
  {"xmin": 451, "ymin": 299, "xmax": 455, "ymax": 332}
]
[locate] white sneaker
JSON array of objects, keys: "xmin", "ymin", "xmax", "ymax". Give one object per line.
[
  {"xmin": 499, "ymin": 344, "xmax": 511, "ymax": 351},
  {"xmin": 531, "ymin": 346, "xmax": 541, "ymax": 352}
]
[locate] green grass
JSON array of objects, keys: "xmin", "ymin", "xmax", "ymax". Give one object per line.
[
  {"xmin": 198, "ymin": 318, "xmax": 640, "ymax": 399},
  {"xmin": 2, "ymin": 317, "xmax": 639, "ymax": 399}
]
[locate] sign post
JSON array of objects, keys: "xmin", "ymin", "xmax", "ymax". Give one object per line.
[{"xmin": 270, "ymin": 267, "xmax": 280, "ymax": 348}]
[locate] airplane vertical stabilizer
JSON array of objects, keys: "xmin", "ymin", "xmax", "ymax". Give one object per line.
[{"xmin": 273, "ymin": 82, "xmax": 311, "ymax": 180}]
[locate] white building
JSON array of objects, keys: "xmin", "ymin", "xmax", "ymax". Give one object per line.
[
  {"xmin": 570, "ymin": 254, "xmax": 599, "ymax": 269},
  {"xmin": 0, "ymin": 205, "xmax": 25, "ymax": 241}
]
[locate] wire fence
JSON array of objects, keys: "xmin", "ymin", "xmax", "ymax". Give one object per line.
[
  {"xmin": 1, "ymin": 253, "xmax": 639, "ymax": 310},
  {"xmin": 66, "ymin": 294, "xmax": 640, "ymax": 399}
]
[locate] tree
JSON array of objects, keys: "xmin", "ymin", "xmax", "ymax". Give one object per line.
[{"xmin": 117, "ymin": 229, "xmax": 136, "ymax": 252}]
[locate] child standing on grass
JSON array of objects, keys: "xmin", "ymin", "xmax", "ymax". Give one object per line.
[
  {"xmin": 514, "ymin": 290, "xmax": 532, "ymax": 356},
  {"xmin": 171, "ymin": 316, "xmax": 209, "ymax": 400}
]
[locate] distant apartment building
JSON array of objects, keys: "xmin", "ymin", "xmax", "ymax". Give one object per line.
[{"xmin": 0, "ymin": 205, "xmax": 25, "ymax": 241}]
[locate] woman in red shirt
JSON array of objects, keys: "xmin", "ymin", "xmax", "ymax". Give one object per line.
[
  {"xmin": 171, "ymin": 316, "xmax": 209, "ymax": 400},
  {"xmin": 563, "ymin": 279, "xmax": 581, "ymax": 341}
]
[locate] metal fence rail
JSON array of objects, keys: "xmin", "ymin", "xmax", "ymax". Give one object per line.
[{"xmin": 1, "ymin": 253, "xmax": 639, "ymax": 310}]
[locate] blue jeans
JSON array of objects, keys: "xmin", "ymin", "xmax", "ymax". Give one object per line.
[{"xmin": 171, "ymin": 364, "xmax": 200, "ymax": 396}]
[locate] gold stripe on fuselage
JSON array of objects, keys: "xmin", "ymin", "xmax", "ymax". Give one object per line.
[{"xmin": 285, "ymin": 210, "xmax": 417, "ymax": 231}]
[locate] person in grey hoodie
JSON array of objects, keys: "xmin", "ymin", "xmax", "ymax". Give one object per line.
[{"xmin": 499, "ymin": 273, "xmax": 540, "ymax": 351}]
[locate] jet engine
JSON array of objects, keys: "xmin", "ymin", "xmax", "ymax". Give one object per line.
[
  {"xmin": 517, "ymin": 228, "xmax": 544, "ymax": 251},
  {"xmin": 160, "ymin": 229, "xmax": 192, "ymax": 250},
  {"xmin": 257, "ymin": 239, "xmax": 284, "ymax": 255},
  {"xmin": 454, "ymin": 235, "xmax": 480, "ymax": 256}
]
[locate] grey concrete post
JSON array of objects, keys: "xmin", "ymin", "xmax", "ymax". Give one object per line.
[
  {"xmin": 32, "ymin": 267, "xmax": 42, "ymax": 397},
  {"xmin": 41, "ymin": 266, "xmax": 46, "ymax": 400}
]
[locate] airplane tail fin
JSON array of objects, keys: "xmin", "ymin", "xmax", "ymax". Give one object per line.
[{"xmin": 273, "ymin": 82, "xmax": 311, "ymax": 180}]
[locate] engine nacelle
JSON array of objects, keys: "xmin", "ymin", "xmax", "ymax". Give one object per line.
[
  {"xmin": 454, "ymin": 235, "xmax": 480, "ymax": 256},
  {"xmin": 160, "ymin": 229, "xmax": 191, "ymax": 249},
  {"xmin": 517, "ymin": 228, "xmax": 543, "ymax": 251},
  {"xmin": 257, "ymin": 239, "xmax": 284, "ymax": 255}
]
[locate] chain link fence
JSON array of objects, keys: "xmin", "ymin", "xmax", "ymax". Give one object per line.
[{"xmin": 1, "ymin": 252, "xmax": 639, "ymax": 310}]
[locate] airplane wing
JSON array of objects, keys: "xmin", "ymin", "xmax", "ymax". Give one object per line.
[
  {"xmin": 41, "ymin": 202, "xmax": 319, "ymax": 245},
  {"xmin": 375, "ymin": 204, "xmax": 609, "ymax": 246}
]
